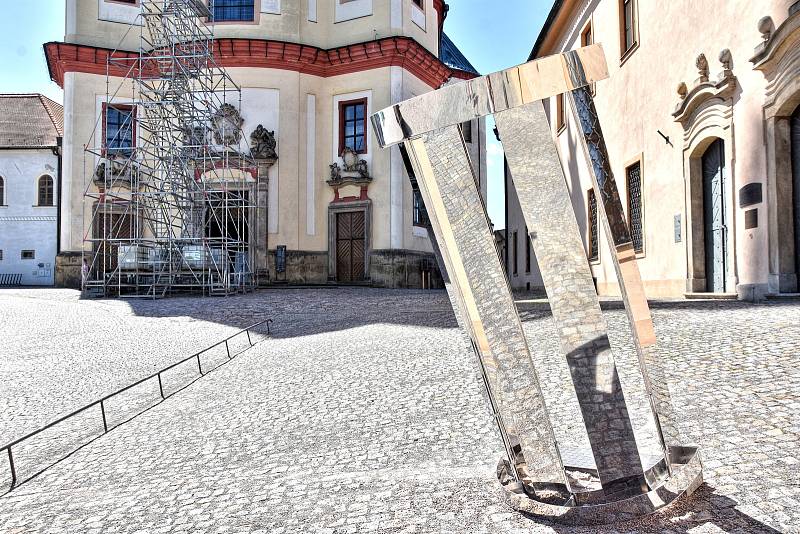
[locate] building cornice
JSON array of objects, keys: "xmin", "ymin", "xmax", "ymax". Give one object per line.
[
  {"xmin": 44, "ymin": 36, "xmax": 476, "ymax": 90},
  {"xmin": 529, "ymin": 0, "xmax": 580, "ymax": 60}
]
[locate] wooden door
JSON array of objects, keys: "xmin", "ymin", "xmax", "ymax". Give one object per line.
[
  {"xmin": 702, "ymin": 138, "xmax": 727, "ymax": 293},
  {"xmin": 336, "ymin": 211, "xmax": 365, "ymax": 282}
]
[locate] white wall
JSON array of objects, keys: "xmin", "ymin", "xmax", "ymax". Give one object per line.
[{"xmin": 0, "ymin": 150, "xmax": 59, "ymax": 285}]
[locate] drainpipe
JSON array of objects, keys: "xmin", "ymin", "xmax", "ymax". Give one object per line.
[{"xmin": 54, "ymin": 136, "xmax": 63, "ymax": 254}]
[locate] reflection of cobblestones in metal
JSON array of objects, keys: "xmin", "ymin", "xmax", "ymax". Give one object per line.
[
  {"xmin": 495, "ymin": 103, "xmax": 645, "ymax": 488},
  {"xmin": 412, "ymin": 126, "xmax": 565, "ymax": 490},
  {"xmin": 569, "ymin": 85, "xmax": 682, "ymax": 451}
]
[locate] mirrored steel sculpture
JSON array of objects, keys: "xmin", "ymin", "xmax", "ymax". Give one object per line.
[{"xmin": 371, "ymin": 44, "xmax": 702, "ymax": 525}]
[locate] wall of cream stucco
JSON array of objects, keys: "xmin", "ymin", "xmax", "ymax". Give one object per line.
[
  {"xmin": 542, "ymin": 0, "xmax": 795, "ymax": 297},
  {"xmin": 67, "ymin": 0, "xmax": 439, "ymax": 56},
  {"xmin": 61, "ymin": 0, "xmax": 454, "ymax": 259},
  {"xmin": 61, "ymin": 65, "xmax": 482, "ymax": 258}
]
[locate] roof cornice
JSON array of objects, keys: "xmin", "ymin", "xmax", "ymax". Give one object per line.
[
  {"xmin": 529, "ymin": 0, "xmax": 581, "ymax": 60},
  {"xmin": 44, "ymin": 36, "xmax": 476, "ymax": 90}
]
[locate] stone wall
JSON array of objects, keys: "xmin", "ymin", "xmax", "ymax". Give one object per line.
[{"xmin": 265, "ymin": 248, "xmax": 442, "ymax": 289}]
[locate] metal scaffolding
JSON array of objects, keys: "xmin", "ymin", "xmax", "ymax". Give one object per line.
[{"xmin": 83, "ymin": 0, "xmax": 257, "ymax": 298}]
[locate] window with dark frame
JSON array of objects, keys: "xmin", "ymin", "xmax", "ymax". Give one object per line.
[
  {"xmin": 38, "ymin": 176, "xmax": 54, "ymax": 207},
  {"xmin": 512, "ymin": 231, "xmax": 518, "ymax": 275},
  {"xmin": 588, "ymin": 189, "xmax": 599, "ymax": 262},
  {"xmin": 0, "ymin": 250, "xmax": 3, "ymax": 261},
  {"xmin": 105, "ymin": 104, "xmax": 135, "ymax": 156},
  {"xmin": 626, "ymin": 161, "xmax": 644, "ymax": 254},
  {"xmin": 581, "ymin": 22, "xmax": 596, "ymax": 95},
  {"xmin": 0, "ymin": 176, "xmax": 4, "ymax": 205},
  {"xmin": 462, "ymin": 121, "xmax": 473, "ymax": 143},
  {"xmin": 525, "ymin": 229, "xmax": 531, "ymax": 273},
  {"xmin": 21, "ymin": 250, "xmax": 35, "ymax": 260},
  {"xmin": 556, "ymin": 93, "xmax": 565, "ymax": 132},
  {"xmin": 210, "ymin": 0, "xmax": 256, "ymax": 22},
  {"xmin": 620, "ymin": 0, "xmax": 637, "ymax": 56},
  {"xmin": 412, "ymin": 189, "xmax": 429, "ymax": 227},
  {"xmin": 339, "ymin": 98, "xmax": 368, "ymax": 155}
]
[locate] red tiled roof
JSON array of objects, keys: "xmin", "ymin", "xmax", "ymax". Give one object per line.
[{"xmin": 0, "ymin": 94, "xmax": 64, "ymax": 148}]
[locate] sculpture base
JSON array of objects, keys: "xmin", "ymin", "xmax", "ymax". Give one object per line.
[{"xmin": 498, "ymin": 446, "xmax": 703, "ymax": 526}]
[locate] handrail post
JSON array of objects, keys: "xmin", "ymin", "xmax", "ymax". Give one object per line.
[
  {"xmin": 225, "ymin": 339, "xmax": 231, "ymax": 359},
  {"xmin": 100, "ymin": 401, "xmax": 108, "ymax": 433},
  {"xmin": 157, "ymin": 373, "xmax": 165, "ymax": 399},
  {"xmin": 7, "ymin": 447, "xmax": 17, "ymax": 489},
  {"xmin": 196, "ymin": 353, "xmax": 202, "ymax": 375},
  {"xmin": 246, "ymin": 329, "xmax": 252, "ymax": 347}
]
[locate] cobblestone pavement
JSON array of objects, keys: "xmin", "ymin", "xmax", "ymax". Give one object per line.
[{"xmin": 0, "ymin": 287, "xmax": 798, "ymax": 533}]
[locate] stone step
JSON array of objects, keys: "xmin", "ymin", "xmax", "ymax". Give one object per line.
[
  {"xmin": 765, "ymin": 293, "xmax": 800, "ymax": 300},
  {"xmin": 684, "ymin": 292, "xmax": 738, "ymax": 300}
]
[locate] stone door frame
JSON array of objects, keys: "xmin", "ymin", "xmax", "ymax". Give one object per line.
[
  {"xmin": 327, "ymin": 200, "xmax": 372, "ymax": 283},
  {"xmin": 753, "ymin": 9, "xmax": 800, "ymax": 293}
]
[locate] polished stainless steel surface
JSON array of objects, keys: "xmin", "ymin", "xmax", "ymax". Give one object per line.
[
  {"xmin": 371, "ymin": 44, "xmax": 609, "ymax": 148},
  {"xmin": 370, "ymin": 46, "xmax": 700, "ymax": 523},
  {"xmin": 495, "ymin": 102, "xmax": 648, "ymax": 490},
  {"xmin": 567, "ymin": 85, "xmax": 683, "ymax": 454},
  {"xmin": 403, "ymin": 126, "xmax": 567, "ymax": 496}
]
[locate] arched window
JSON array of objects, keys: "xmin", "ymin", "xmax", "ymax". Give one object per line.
[
  {"xmin": 0, "ymin": 176, "xmax": 5, "ymax": 205},
  {"xmin": 38, "ymin": 175, "xmax": 54, "ymax": 206}
]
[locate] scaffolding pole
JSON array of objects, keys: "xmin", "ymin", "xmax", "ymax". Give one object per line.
[{"xmin": 82, "ymin": 0, "xmax": 257, "ymax": 298}]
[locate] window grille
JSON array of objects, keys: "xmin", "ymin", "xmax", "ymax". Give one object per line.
[
  {"xmin": 588, "ymin": 189, "xmax": 599, "ymax": 262},
  {"xmin": 627, "ymin": 161, "xmax": 644, "ymax": 253},
  {"xmin": 211, "ymin": 0, "xmax": 255, "ymax": 22}
]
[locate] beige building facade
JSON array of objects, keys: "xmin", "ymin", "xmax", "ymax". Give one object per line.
[
  {"xmin": 517, "ymin": 0, "xmax": 800, "ymax": 300},
  {"xmin": 46, "ymin": 0, "xmax": 484, "ymax": 289}
]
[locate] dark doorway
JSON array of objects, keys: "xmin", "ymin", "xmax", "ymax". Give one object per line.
[
  {"xmin": 702, "ymin": 138, "xmax": 727, "ymax": 292},
  {"xmin": 95, "ymin": 212, "xmax": 131, "ymax": 274},
  {"xmin": 792, "ymin": 106, "xmax": 800, "ymax": 281},
  {"xmin": 205, "ymin": 191, "xmax": 249, "ymax": 244},
  {"xmin": 336, "ymin": 211, "xmax": 366, "ymax": 282}
]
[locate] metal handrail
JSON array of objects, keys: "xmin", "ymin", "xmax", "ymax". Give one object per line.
[{"xmin": 1, "ymin": 318, "xmax": 272, "ymax": 490}]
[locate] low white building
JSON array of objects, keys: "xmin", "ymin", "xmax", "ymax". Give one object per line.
[{"xmin": 0, "ymin": 94, "xmax": 63, "ymax": 286}]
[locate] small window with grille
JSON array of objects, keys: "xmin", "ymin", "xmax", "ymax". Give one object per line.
[
  {"xmin": 461, "ymin": 121, "xmax": 473, "ymax": 143},
  {"xmin": 412, "ymin": 189, "xmax": 429, "ymax": 227},
  {"xmin": 588, "ymin": 189, "xmax": 599, "ymax": 262},
  {"xmin": 211, "ymin": 0, "xmax": 256, "ymax": 22},
  {"xmin": 525, "ymin": 229, "xmax": 531, "ymax": 273},
  {"xmin": 512, "ymin": 231, "xmax": 519, "ymax": 275},
  {"xmin": 626, "ymin": 160, "xmax": 644, "ymax": 254}
]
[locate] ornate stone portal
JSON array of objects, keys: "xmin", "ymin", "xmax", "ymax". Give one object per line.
[{"xmin": 371, "ymin": 44, "xmax": 702, "ymax": 525}]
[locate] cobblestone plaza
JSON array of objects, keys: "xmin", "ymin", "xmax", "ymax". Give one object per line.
[{"xmin": 0, "ymin": 287, "xmax": 798, "ymax": 533}]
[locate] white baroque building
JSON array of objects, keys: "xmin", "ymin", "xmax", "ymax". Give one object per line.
[
  {"xmin": 46, "ymin": 0, "xmax": 485, "ymax": 289},
  {"xmin": 0, "ymin": 94, "xmax": 63, "ymax": 286}
]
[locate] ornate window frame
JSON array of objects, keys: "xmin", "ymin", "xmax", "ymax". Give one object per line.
[{"xmin": 751, "ymin": 11, "xmax": 800, "ymax": 293}]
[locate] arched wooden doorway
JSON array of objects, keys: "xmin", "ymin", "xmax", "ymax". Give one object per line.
[{"xmin": 702, "ymin": 138, "xmax": 727, "ymax": 292}]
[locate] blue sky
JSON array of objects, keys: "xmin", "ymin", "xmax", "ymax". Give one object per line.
[{"xmin": 0, "ymin": 0, "xmax": 552, "ymax": 228}]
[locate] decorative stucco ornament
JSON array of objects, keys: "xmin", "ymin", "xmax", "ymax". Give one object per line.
[
  {"xmin": 212, "ymin": 103, "xmax": 244, "ymax": 146},
  {"xmin": 758, "ymin": 16, "xmax": 775, "ymax": 42},
  {"xmin": 696, "ymin": 53, "xmax": 710, "ymax": 83},
  {"xmin": 328, "ymin": 147, "xmax": 371, "ymax": 186},
  {"xmin": 250, "ymin": 125, "xmax": 278, "ymax": 162}
]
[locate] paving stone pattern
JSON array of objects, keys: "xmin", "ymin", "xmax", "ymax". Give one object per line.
[{"xmin": 0, "ymin": 287, "xmax": 798, "ymax": 533}]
